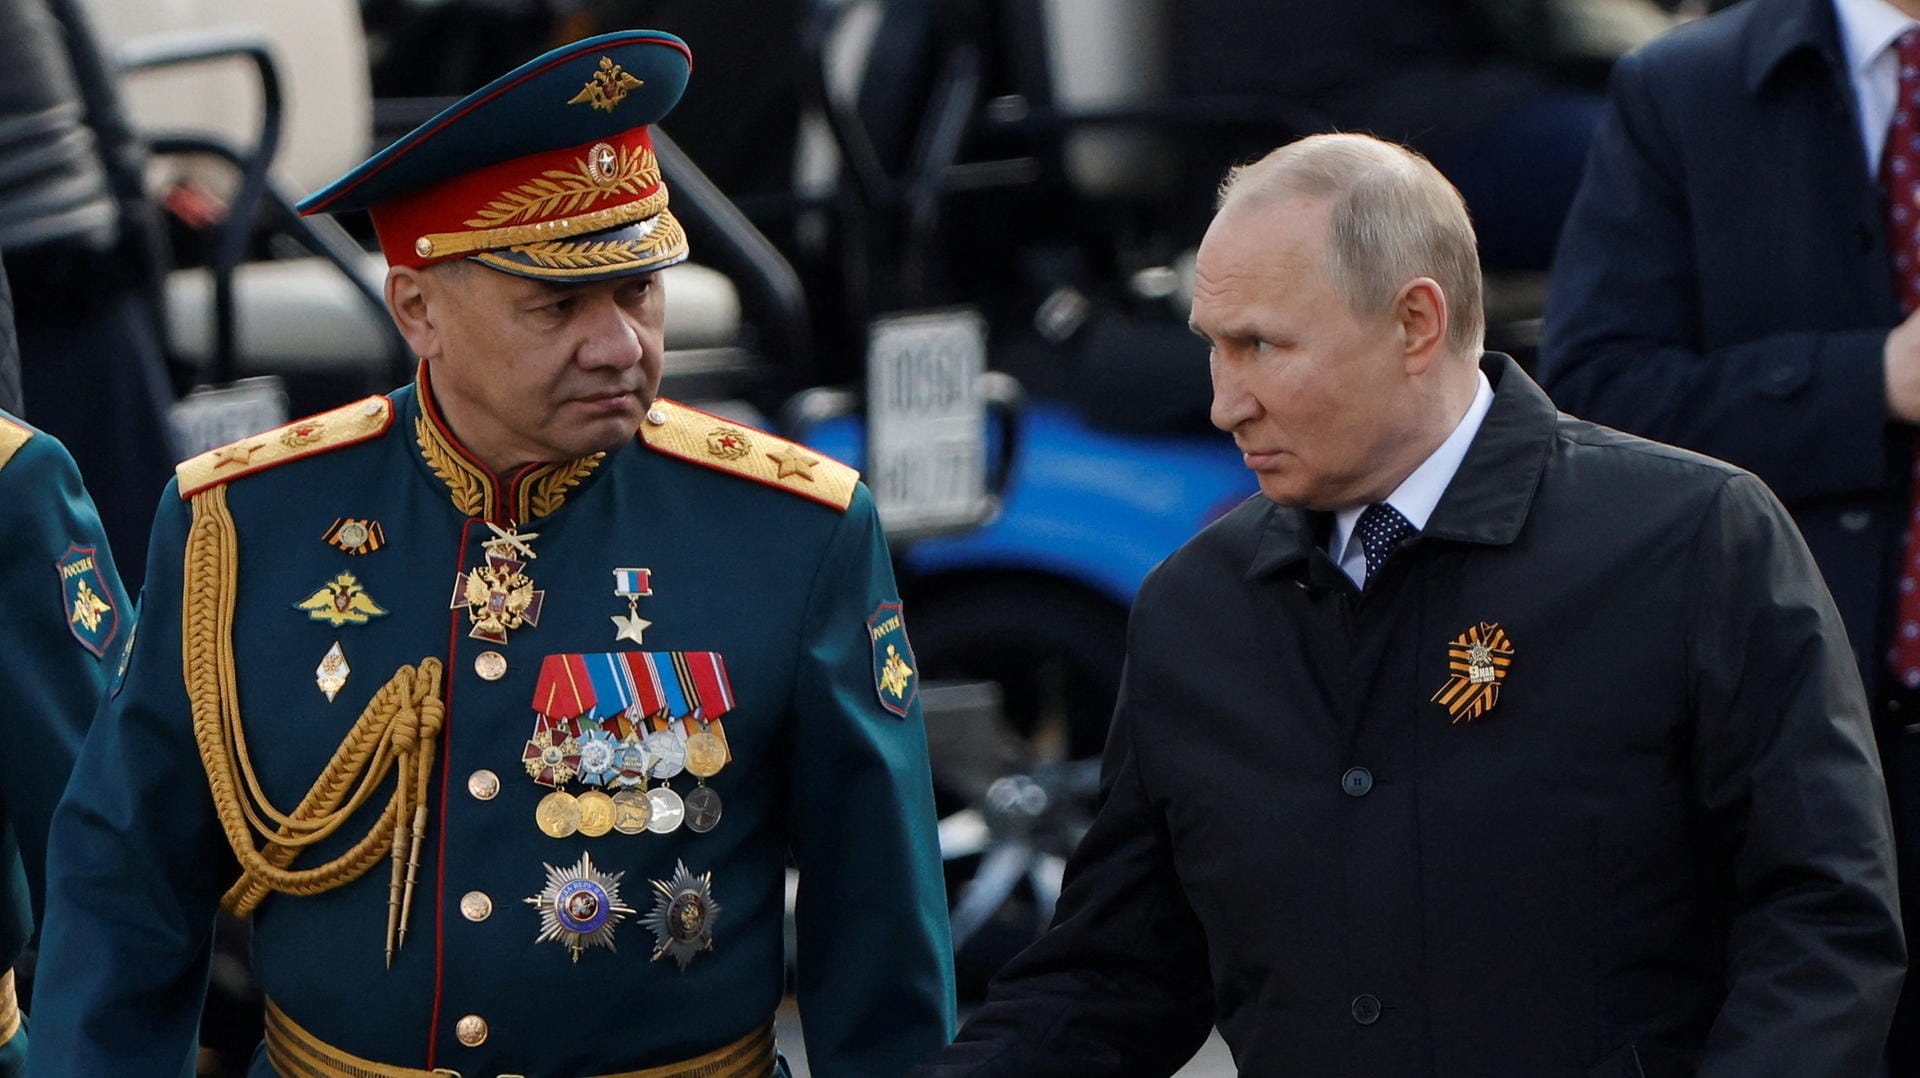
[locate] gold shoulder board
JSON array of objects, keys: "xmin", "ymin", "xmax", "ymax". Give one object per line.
[
  {"xmin": 177, "ymin": 397, "xmax": 394, "ymax": 498},
  {"xmin": 641, "ymin": 398, "xmax": 859, "ymax": 511},
  {"xmin": 0, "ymin": 414, "xmax": 32, "ymax": 473}
]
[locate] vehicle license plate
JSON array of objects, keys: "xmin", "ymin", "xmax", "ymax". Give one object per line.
[
  {"xmin": 865, "ymin": 309, "xmax": 989, "ymax": 536},
  {"xmin": 168, "ymin": 376, "xmax": 290, "ymax": 460}
]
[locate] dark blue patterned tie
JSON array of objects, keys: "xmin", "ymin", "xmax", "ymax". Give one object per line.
[{"xmin": 1356, "ymin": 502, "xmax": 1417, "ymax": 587}]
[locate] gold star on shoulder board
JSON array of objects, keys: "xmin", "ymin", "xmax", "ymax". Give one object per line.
[
  {"xmin": 213, "ymin": 442, "xmax": 261, "ymax": 469},
  {"xmin": 767, "ymin": 446, "xmax": 818, "ymax": 481}
]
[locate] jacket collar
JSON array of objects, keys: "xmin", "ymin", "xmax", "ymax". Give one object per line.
[
  {"xmin": 409, "ymin": 360, "xmax": 607, "ymax": 524},
  {"xmin": 1746, "ymin": 0, "xmax": 1846, "ymax": 93},
  {"xmin": 1246, "ymin": 354, "xmax": 1556, "ymax": 580}
]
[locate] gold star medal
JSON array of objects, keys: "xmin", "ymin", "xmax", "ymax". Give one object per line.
[
  {"xmin": 1430, "ymin": 621, "xmax": 1515, "ymax": 723},
  {"xmin": 450, "ymin": 525, "xmax": 544, "ymax": 644},
  {"xmin": 643, "ymin": 860, "xmax": 721, "ymax": 970},
  {"xmin": 611, "ymin": 567, "xmax": 653, "ymax": 644},
  {"xmin": 294, "ymin": 573, "xmax": 390, "ymax": 628},
  {"xmin": 525, "ymin": 852, "xmax": 635, "ymax": 962}
]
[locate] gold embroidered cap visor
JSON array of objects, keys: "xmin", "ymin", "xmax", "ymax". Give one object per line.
[{"xmin": 296, "ymin": 30, "xmax": 693, "ymax": 283}]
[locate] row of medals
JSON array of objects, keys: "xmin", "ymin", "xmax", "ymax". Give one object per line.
[{"xmin": 531, "ymin": 717, "xmax": 729, "ymax": 839}]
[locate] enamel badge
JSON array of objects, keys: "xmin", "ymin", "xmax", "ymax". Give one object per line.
[
  {"xmin": 867, "ymin": 603, "xmax": 917, "ymax": 718},
  {"xmin": 643, "ymin": 860, "xmax": 720, "ymax": 970},
  {"xmin": 1430, "ymin": 621, "xmax": 1514, "ymax": 723},
  {"xmin": 56, "ymin": 545, "xmax": 118, "ymax": 658},
  {"xmin": 295, "ymin": 573, "xmax": 390, "ymax": 627},
  {"xmin": 525, "ymin": 852, "xmax": 635, "ymax": 962},
  {"xmin": 452, "ymin": 526, "xmax": 545, "ymax": 644}
]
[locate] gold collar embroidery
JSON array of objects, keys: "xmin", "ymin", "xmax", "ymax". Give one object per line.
[{"xmin": 414, "ymin": 367, "xmax": 604, "ymax": 523}]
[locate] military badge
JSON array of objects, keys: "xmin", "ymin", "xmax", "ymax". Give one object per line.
[
  {"xmin": 525, "ymin": 852, "xmax": 636, "ymax": 962},
  {"xmin": 295, "ymin": 573, "xmax": 390, "ymax": 627},
  {"xmin": 322, "ymin": 517, "xmax": 385, "ymax": 555},
  {"xmin": 452, "ymin": 526, "xmax": 545, "ymax": 644},
  {"xmin": 611, "ymin": 566, "xmax": 653, "ymax": 644},
  {"xmin": 1430, "ymin": 621, "xmax": 1515, "ymax": 723},
  {"xmin": 706, "ymin": 427, "xmax": 753, "ymax": 461},
  {"xmin": 568, "ymin": 55, "xmax": 644, "ymax": 113},
  {"xmin": 523, "ymin": 717, "xmax": 583, "ymax": 787},
  {"xmin": 867, "ymin": 603, "xmax": 917, "ymax": 717},
  {"xmin": 315, "ymin": 641, "xmax": 350, "ymax": 702},
  {"xmin": 56, "ymin": 545, "xmax": 118, "ymax": 658},
  {"xmin": 643, "ymin": 860, "xmax": 721, "ymax": 970}
]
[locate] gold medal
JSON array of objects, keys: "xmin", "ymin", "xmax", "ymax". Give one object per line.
[
  {"xmin": 611, "ymin": 789, "xmax": 652, "ymax": 834},
  {"xmin": 536, "ymin": 790, "xmax": 582, "ymax": 838},
  {"xmin": 577, "ymin": 789, "xmax": 615, "ymax": 837},
  {"xmin": 684, "ymin": 729, "xmax": 727, "ymax": 778}
]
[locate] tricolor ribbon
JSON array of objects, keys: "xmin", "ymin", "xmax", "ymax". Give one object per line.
[{"xmin": 1429, "ymin": 621, "xmax": 1514, "ymax": 723}]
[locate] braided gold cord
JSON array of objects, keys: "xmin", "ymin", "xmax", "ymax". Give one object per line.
[{"xmin": 185, "ymin": 486, "xmax": 444, "ymax": 921}]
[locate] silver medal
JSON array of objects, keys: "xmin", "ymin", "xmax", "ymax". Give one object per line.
[{"xmin": 646, "ymin": 785, "xmax": 685, "ymax": 834}]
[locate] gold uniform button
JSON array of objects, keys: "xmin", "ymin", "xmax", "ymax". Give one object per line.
[
  {"xmin": 460, "ymin": 891, "xmax": 493, "ymax": 922},
  {"xmin": 467, "ymin": 769, "xmax": 501, "ymax": 801},
  {"xmin": 455, "ymin": 1014, "xmax": 488, "ymax": 1047},
  {"xmin": 474, "ymin": 650, "xmax": 507, "ymax": 680}
]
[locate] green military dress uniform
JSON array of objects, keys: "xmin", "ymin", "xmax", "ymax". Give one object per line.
[
  {"xmin": 0, "ymin": 410, "xmax": 128, "ymax": 1077},
  {"xmin": 33, "ymin": 373, "xmax": 955, "ymax": 1076},
  {"xmin": 31, "ymin": 28, "xmax": 953, "ymax": 1078}
]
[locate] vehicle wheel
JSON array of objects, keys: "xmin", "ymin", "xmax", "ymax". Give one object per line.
[{"xmin": 907, "ymin": 580, "xmax": 1127, "ymax": 997}]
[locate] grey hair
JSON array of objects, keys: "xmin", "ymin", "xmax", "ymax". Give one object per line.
[{"xmin": 1216, "ymin": 133, "xmax": 1484, "ymax": 357}]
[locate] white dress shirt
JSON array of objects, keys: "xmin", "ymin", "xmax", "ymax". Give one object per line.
[
  {"xmin": 1835, "ymin": 0, "xmax": 1920, "ymax": 169},
  {"xmin": 1328, "ymin": 370, "xmax": 1495, "ymax": 588}
]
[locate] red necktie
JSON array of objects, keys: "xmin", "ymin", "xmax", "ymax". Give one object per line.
[{"xmin": 1884, "ymin": 28, "xmax": 1920, "ymax": 688}]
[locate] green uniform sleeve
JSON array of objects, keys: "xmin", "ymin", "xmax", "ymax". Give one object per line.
[
  {"xmin": 31, "ymin": 486, "xmax": 223, "ymax": 1078},
  {"xmin": 786, "ymin": 483, "xmax": 956, "ymax": 1073},
  {"xmin": 0, "ymin": 429, "xmax": 129, "ymax": 945}
]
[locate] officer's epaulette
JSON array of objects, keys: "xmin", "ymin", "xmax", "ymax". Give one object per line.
[
  {"xmin": 641, "ymin": 398, "xmax": 859, "ymax": 511},
  {"xmin": 177, "ymin": 396, "xmax": 394, "ymax": 498},
  {"xmin": 0, "ymin": 413, "xmax": 33, "ymax": 473}
]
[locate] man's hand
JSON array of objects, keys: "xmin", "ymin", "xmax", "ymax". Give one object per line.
[{"xmin": 1884, "ymin": 309, "xmax": 1920, "ymax": 422}]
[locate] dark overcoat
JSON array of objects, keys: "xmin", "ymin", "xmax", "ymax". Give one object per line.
[{"xmin": 918, "ymin": 358, "xmax": 1905, "ymax": 1078}]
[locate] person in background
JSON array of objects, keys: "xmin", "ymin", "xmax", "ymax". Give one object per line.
[
  {"xmin": 1538, "ymin": 0, "xmax": 1920, "ymax": 1065},
  {"xmin": 0, "ymin": 256, "xmax": 132, "ymax": 1078}
]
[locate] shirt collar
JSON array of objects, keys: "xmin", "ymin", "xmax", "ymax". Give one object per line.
[
  {"xmin": 1834, "ymin": 0, "xmax": 1917, "ymax": 80},
  {"xmin": 1328, "ymin": 369, "xmax": 1494, "ymax": 569},
  {"xmin": 1248, "ymin": 355, "xmax": 1559, "ymax": 581}
]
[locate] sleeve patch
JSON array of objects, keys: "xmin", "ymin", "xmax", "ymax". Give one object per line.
[
  {"xmin": 868, "ymin": 602, "xmax": 917, "ymax": 718},
  {"xmin": 56, "ymin": 544, "xmax": 120, "ymax": 659}
]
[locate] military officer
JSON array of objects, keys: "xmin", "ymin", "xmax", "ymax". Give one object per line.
[
  {"xmin": 31, "ymin": 31, "xmax": 954, "ymax": 1078},
  {"xmin": 0, "ymin": 260, "xmax": 131, "ymax": 1077}
]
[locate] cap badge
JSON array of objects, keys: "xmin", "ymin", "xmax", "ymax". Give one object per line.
[{"xmin": 568, "ymin": 56, "xmax": 644, "ymax": 113}]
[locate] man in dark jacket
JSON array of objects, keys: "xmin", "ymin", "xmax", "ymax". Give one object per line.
[
  {"xmin": 916, "ymin": 132, "xmax": 1906, "ymax": 1077},
  {"xmin": 1537, "ymin": 0, "xmax": 1920, "ymax": 1063}
]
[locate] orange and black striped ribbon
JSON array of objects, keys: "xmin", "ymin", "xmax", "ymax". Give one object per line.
[{"xmin": 1429, "ymin": 621, "xmax": 1514, "ymax": 723}]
